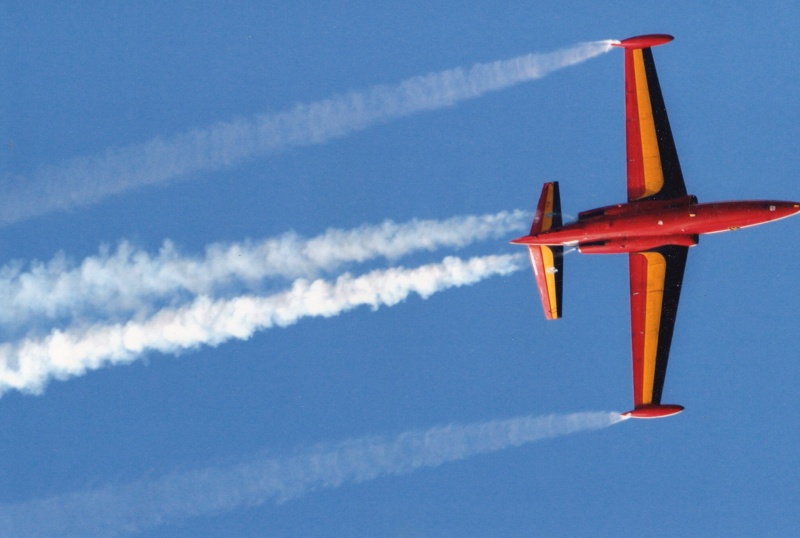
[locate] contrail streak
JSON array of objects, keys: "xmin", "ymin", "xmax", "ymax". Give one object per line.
[
  {"xmin": 0, "ymin": 40, "xmax": 614, "ymax": 225},
  {"xmin": 0, "ymin": 210, "xmax": 526, "ymax": 330},
  {"xmin": 0, "ymin": 254, "xmax": 524, "ymax": 395},
  {"xmin": 0, "ymin": 411, "xmax": 625, "ymax": 537}
]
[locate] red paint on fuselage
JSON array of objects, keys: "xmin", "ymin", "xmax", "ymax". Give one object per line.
[{"xmin": 511, "ymin": 197, "xmax": 800, "ymax": 250}]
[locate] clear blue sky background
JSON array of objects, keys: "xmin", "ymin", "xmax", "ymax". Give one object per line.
[{"xmin": 2, "ymin": 1, "xmax": 800, "ymax": 536}]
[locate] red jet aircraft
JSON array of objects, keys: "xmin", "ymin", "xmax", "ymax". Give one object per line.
[{"xmin": 511, "ymin": 34, "xmax": 800, "ymax": 419}]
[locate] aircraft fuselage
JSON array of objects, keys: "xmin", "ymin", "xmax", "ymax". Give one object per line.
[{"xmin": 512, "ymin": 196, "xmax": 800, "ymax": 253}]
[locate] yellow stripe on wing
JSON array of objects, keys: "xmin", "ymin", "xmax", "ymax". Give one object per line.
[
  {"xmin": 541, "ymin": 246, "xmax": 559, "ymax": 318},
  {"xmin": 632, "ymin": 49, "xmax": 664, "ymax": 199},
  {"xmin": 641, "ymin": 251, "xmax": 666, "ymax": 404}
]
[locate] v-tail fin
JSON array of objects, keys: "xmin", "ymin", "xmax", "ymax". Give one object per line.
[
  {"xmin": 528, "ymin": 244, "xmax": 563, "ymax": 319},
  {"xmin": 530, "ymin": 181, "xmax": 562, "ymax": 234},
  {"xmin": 527, "ymin": 182, "xmax": 563, "ymax": 320}
]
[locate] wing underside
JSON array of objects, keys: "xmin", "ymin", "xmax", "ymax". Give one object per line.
[
  {"xmin": 629, "ymin": 246, "xmax": 687, "ymax": 407},
  {"xmin": 624, "ymin": 45, "xmax": 686, "ymax": 202}
]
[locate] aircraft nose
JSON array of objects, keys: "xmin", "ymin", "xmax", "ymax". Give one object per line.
[{"xmin": 779, "ymin": 202, "xmax": 800, "ymax": 218}]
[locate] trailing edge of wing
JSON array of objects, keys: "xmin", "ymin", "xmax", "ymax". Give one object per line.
[
  {"xmin": 628, "ymin": 245, "xmax": 687, "ymax": 407},
  {"xmin": 622, "ymin": 42, "xmax": 686, "ymax": 202}
]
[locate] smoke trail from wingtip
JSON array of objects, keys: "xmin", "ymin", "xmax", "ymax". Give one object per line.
[
  {"xmin": 0, "ymin": 410, "xmax": 623, "ymax": 537},
  {"xmin": 0, "ymin": 253, "xmax": 524, "ymax": 395},
  {"xmin": 0, "ymin": 210, "xmax": 527, "ymax": 330},
  {"xmin": 0, "ymin": 40, "xmax": 612, "ymax": 225}
]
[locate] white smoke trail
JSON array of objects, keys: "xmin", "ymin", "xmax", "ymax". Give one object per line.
[
  {"xmin": 0, "ymin": 210, "xmax": 526, "ymax": 330},
  {"xmin": 0, "ymin": 253, "xmax": 524, "ymax": 395},
  {"xmin": 0, "ymin": 411, "xmax": 624, "ymax": 537},
  {"xmin": 0, "ymin": 40, "xmax": 614, "ymax": 225}
]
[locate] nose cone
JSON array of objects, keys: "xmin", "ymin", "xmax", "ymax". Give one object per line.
[{"xmin": 771, "ymin": 201, "xmax": 800, "ymax": 220}]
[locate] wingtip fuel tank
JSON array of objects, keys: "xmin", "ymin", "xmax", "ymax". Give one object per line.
[
  {"xmin": 621, "ymin": 404, "xmax": 684, "ymax": 419},
  {"xmin": 612, "ymin": 34, "xmax": 674, "ymax": 49}
]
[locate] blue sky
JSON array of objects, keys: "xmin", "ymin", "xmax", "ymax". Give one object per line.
[{"xmin": 1, "ymin": 1, "xmax": 800, "ymax": 536}]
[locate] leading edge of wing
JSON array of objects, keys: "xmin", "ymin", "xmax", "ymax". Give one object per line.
[
  {"xmin": 628, "ymin": 245, "xmax": 688, "ymax": 410},
  {"xmin": 617, "ymin": 35, "xmax": 686, "ymax": 202}
]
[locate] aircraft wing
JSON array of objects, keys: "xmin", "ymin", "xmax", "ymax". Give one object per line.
[
  {"xmin": 628, "ymin": 245, "xmax": 687, "ymax": 408},
  {"xmin": 619, "ymin": 36, "xmax": 686, "ymax": 202}
]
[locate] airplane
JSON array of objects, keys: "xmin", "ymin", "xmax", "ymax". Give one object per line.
[{"xmin": 511, "ymin": 34, "xmax": 800, "ymax": 419}]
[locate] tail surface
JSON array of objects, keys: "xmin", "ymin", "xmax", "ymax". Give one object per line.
[
  {"xmin": 530, "ymin": 181, "xmax": 562, "ymax": 235},
  {"xmin": 526, "ymin": 182, "xmax": 563, "ymax": 320}
]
